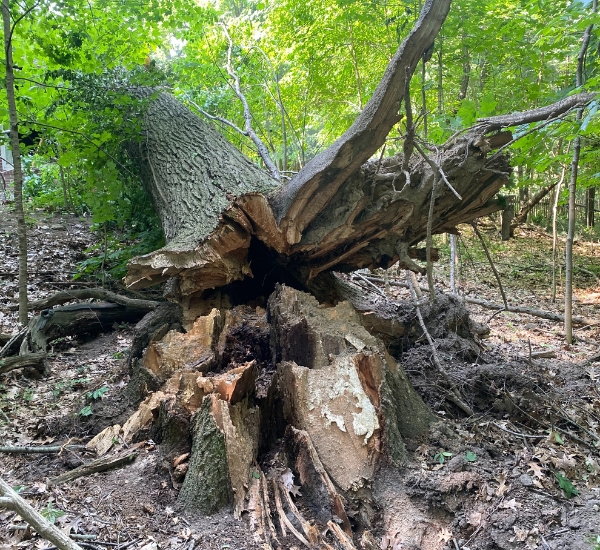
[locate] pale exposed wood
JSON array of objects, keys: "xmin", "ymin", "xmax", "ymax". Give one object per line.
[
  {"xmin": 0, "ymin": 477, "xmax": 84, "ymax": 550},
  {"xmin": 272, "ymin": 480, "xmax": 311, "ymax": 548},
  {"xmin": 327, "ymin": 520, "xmax": 358, "ymax": 550},
  {"xmin": 279, "ymin": 481, "xmax": 319, "ymax": 545}
]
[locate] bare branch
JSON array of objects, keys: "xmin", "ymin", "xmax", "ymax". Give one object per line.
[{"xmin": 220, "ymin": 23, "xmax": 280, "ymax": 181}]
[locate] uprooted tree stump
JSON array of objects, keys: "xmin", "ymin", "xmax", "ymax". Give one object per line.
[{"xmin": 113, "ymin": 283, "xmax": 481, "ymax": 546}]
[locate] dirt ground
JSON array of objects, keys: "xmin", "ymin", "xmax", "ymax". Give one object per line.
[{"xmin": 1, "ymin": 205, "xmax": 599, "ymax": 550}]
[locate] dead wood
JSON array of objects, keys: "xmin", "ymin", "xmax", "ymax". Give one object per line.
[
  {"xmin": 27, "ymin": 289, "xmax": 160, "ymax": 311},
  {"xmin": 0, "ymin": 352, "xmax": 47, "ymax": 375},
  {"xmin": 362, "ymin": 275, "xmax": 598, "ymax": 327},
  {"xmin": 28, "ymin": 302, "xmax": 156, "ymax": 353},
  {"xmin": 272, "ymin": 480, "xmax": 311, "ymax": 548},
  {"xmin": 510, "ymin": 180, "xmax": 560, "ymax": 233},
  {"xmin": 0, "ymin": 444, "xmax": 88, "ymax": 454},
  {"xmin": 0, "ymin": 326, "xmax": 27, "ymax": 358},
  {"xmin": 47, "ymin": 445, "xmax": 140, "ymax": 486},
  {"xmin": 464, "ymin": 296, "xmax": 599, "ymax": 326},
  {"xmin": 476, "ymin": 92, "xmax": 596, "ymax": 132},
  {"xmin": 0, "ymin": 477, "xmax": 84, "ymax": 550}
]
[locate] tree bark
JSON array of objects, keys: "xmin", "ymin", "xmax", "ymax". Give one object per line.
[{"xmin": 2, "ymin": 0, "xmax": 28, "ymax": 326}]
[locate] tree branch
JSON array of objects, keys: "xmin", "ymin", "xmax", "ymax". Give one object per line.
[{"xmin": 220, "ymin": 23, "xmax": 280, "ymax": 181}]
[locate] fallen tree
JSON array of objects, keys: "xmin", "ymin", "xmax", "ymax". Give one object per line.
[
  {"xmin": 108, "ymin": 0, "xmax": 599, "ymax": 544},
  {"xmin": 7, "ymin": 0, "xmax": 596, "ymax": 545}
]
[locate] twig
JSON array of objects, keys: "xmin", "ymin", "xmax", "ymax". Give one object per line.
[
  {"xmin": 471, "ymin": 221, "xmax": 508, "ymax": 310},
  {"xmin": 491, "ymin": 422, "xmax": 547, "ymax": 439},
  {"xmin": 0, "ymin": 445, "xmax": 89, "ymax": 454},
  {"xmin": 48, "ymin": 446, "xmax": 140, "ymax": 486},
  {"xmin": 352, "ymin": 272, "xmax": 386, "ymax": 298},
  {"xmin": 414, "ymin": 141, "xmax": 463, "ymax": 200},
  {"xmin": 220, "ymin": 23, "xmax": 280, "ymax": 181},
  {"xmin": 0, "ymin": 477, "xmax": 84, "ymax": 550}
]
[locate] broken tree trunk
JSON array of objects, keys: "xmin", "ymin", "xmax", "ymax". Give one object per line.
[{"xmin": 108, "ymin": 0, "xmax": 598, "ymax": 542}]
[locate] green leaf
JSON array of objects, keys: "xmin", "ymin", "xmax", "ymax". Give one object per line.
[
  {"xmin": 79, "ymin": 405, "xmax": 93, "ymax": 417},
  {"xmin": 554, "ymin": 472, "xmax": 578, "ymax": 498},
  {"xmin": 465, "ymin": 451, "xmax": 477, "ymax": 462},
  {"xmin": 252, "ymin": 472, "xmax": 261, "ymax": 479}
]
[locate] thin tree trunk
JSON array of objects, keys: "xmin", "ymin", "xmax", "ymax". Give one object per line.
[
  {"xmin": 449, "ymin": 233, "xmax": 457, "ymax": 293},
  {"xmin": 586, "ymin": 187, "xmax": 595, "ymax": 227},
  {"xmin": 552, "ymin": 166, "xmax": 566, "ymax": 303},
  {"xmin": 2, "ymin": 0, "xmax": 28, "ymax": 326},
  {"xmin": 566, "ymin": 0, "xmax": 597, "ymax": 344}
]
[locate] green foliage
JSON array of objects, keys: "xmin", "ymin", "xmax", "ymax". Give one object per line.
[
  {"xmin": 554, "ymin": 472, "xmax": 579, "ymax": 498},
  {"xmin": 79, "ymin": 405, "xmax": 93, "ymax": 417},
  {"xmin": 40, "ymin": 502, "xmax": 65, "ymax": 524},
  {"xmin": 86, "ymin": 385, "xmax": 109, "ymax": 400},
  {"xmin": 464, "ymin": 451, "xmax": 477, "ymax": 462},
  {"xmin": 434, "ymin": 451, "xmax": 452, "ymax": 464}
]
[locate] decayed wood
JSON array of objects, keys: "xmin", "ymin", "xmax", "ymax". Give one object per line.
[
  {"xmin": 272, "ymin": 480, "xmax": 311, "ymax": 548},
  {"xmin": 0, "ymin": 352, "xmax": 46, "ymax": 374},
  {"xmin": 0, "ymin": 477, "xmax": 84, "ymax": 550},
  {"xmin": 48, "ymin": 445, "xmax": 140, "ymax": 486},
  {"xmin": 287, "ymin": 426, "xmax": 352, "ymax": 535},
  {"xmin": 27, "ymin": 289, "xmax": 160, "ymax": 311},
  {"xmin": 0, "ymin": 326, "xmax": 27, "ymax": 358},
  {"xmin": 0, "ymin": 444, "xmax": 88, "ymax": 454},
  {"xmin": 29, "ymin": 301, "xmax": 155, "ymax": 353},
  {"xmin": 465, "ymin": 296, "xmax": 599, "ymax": 326}
]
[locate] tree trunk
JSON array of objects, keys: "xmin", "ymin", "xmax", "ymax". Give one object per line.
[
  {"xmin": 109, "ymin": 0, "xmax": 598, "ymax": 541},
  {"xmin": 2, "ymin": 0, "xmax": 28, "ymax": 326},
  {"xmin": 586, "ymin": 187, "xmax": 595, "ymax": 227}
]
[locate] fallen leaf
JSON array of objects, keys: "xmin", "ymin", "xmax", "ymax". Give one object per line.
[
  {"xmin": 496, "ymin": 474, "xmax": 509, "ymax": 496},
  {"xmin": 281, "ymin": 468, "xmax": 302, "ymax": 497},
  {"xmin": 512, "ymin": 527, "xmax": 529, "ymax": 542},
  {"xmin": 438, "ymin": 527, "xmax": 452, "ymax": 543},
  {"xmin": 502, "ymin": 498, "xmax": 523, "ymax": 511},
  {"xmin": 527, "ymin": 461, "xmax": 546, "ymax": 479}
]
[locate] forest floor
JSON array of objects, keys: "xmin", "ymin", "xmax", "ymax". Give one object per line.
[{"xmin": 0, "ymin": 205, "xmax": 599, "ymax": 550}]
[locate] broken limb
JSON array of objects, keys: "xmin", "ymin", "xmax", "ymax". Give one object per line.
[
  {"xmin": 26, "ymin": 289, "xmax": 159, "ymax": 312},
  {"xmin": 470, "ymin": 221, "xmax": 508, "ymax": 310},
  {"xmin": 0, "ymin": 352, "xmax": 47, "ymax": 375},
  {"xmin": 0, "ymin": 444, "xmax": 88, "ymax": 454},
  {"xmin": 48, "ymin": 445, "xmax": 140, "ymax": 486},
  {"xmin": 0, "ymin": 477, "xmax": 84, "ymax": 550}
]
